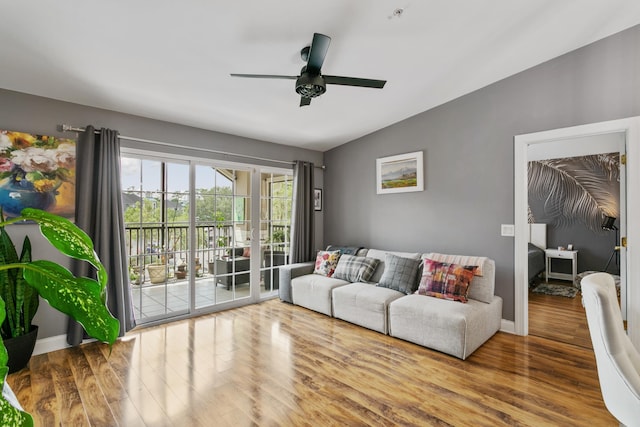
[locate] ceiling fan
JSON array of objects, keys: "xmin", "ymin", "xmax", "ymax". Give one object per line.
[{"xmin": 231, "ymin": 33, "xmax": 387, "ymax": 107}]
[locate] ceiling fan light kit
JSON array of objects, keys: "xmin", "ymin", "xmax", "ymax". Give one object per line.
[
  {"xmin": 231, "ymin": 33, "xmax": 386, "ymax": 107},
  {"xmin": 295, "ymin": 71, "xmax": 326, "ymax": 98}
]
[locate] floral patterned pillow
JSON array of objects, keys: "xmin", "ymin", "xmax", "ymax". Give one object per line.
[
  {"xmin": 313, "ymin": 250, "xmax": 342, "ymax": 277},
  {"xmin": 416, "ymin": 259, "xmax": 478, "ymax": 303}
]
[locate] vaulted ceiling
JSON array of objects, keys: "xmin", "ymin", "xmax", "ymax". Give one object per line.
[{"xmin": 2, "ymin": 1, "xmax": 640, "ymax": 151}]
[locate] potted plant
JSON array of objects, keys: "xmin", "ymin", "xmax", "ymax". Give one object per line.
[
  {"xmin": 129, "ymin": 263, "xmax": 144, "ymax": 285},
  {"xmin": 175, "ymin": 259, "xmax": 187, "ymax": 279},
  {"xmin": 146, "ymin": 262, "xmax": 167, "ymax": 284},
  {"xmin": 0, "ymin": 228, "xmax": 39, "ymax": 374},
  {"xmin": 0, "ymin": 208, "xmax": 119, "ymax": 426}
]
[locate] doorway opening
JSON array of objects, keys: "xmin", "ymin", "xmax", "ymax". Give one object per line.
[{"xmin": 514, "ymin": 117, "xmax": 640, "ymax": 349}]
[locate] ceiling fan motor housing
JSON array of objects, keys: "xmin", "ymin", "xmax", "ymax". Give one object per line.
[{"xmin": 295, "ymin": 72, "xmax": 326, "ymax": 98}]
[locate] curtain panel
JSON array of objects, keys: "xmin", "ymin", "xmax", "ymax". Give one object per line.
[
  {"xmin": 290, "ymin": 160, "xmax": 315, "ymax": 263},
  {"xmin": 67, "ymin": 126, "xmax": 135, "ymax": 345}
]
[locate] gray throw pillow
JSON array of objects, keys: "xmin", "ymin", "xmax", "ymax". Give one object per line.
[{"xmin": 377, "ymin": 253, "xmax": 421, "ymax": 294}]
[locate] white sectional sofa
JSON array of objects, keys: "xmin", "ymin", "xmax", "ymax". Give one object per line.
[{"xmin": 279, "ymin": 248, "xmax": 503, "ymax": 360}]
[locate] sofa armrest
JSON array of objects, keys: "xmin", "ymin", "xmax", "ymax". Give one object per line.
[{"xmin": 279, "ymin": 262, "xmax": 315, "ymax": 303}]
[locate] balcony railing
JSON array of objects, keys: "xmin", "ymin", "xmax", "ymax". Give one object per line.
[{"xmin": 125, "ymin": 223, "xmax": 289, "ymax": 285}]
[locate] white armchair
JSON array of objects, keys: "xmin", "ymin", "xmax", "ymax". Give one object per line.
[{"xmin": 581, "ymin": 272, "xmax": 640, "ymax": 427}]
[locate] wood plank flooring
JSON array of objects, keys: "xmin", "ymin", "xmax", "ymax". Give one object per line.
[
  {"xmin": 7, "ymin": 299, "xmax": 616, "ymax": 426},
  {"xmin": 528, "ymin": 280, "xmax": 593, "ymax": 349}
]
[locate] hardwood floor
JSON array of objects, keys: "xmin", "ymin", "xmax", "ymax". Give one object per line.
[
  {"xmin": 528, "ymin": 280, "xmax": 593, "ymax": 349},
  {"xmin": 8, "ymin": 299, "xmax": 616, "ymax": 426}
]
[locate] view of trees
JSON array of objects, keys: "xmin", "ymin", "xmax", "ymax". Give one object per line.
[
  {"xmin": 123, "ymin": 186, "xmax": 237, "ymax": 226},
  {"xmin": 122, "ymin": 160, "xmax": 294, "ymax": 276}
]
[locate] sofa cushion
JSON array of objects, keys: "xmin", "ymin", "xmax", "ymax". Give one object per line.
[
  {"xmin": 326, "ymin": 245, "xmax": 365, "ymax": 256},
  {"xmin": 366, "ymin": 249, "xmax": 422, "ymax": 283},
  {"xmin": 417, "ymin": 259, "xmax": 477, "ymax": 303},
  {"xmin": 377, "ymin": 253, "xmax": 421, "ymax": 294},
  {"xmin": 332, "ymin": 283, "xmax": 404, "ymax": 334},
  {"xmin": 388, "ymin": 294, "xmax": 503, "ymax": 359},
  {"xmin": 291, "ymin": 274, "xmax": 350, "ymax": 316},
  {"xmin": 313, "ymin": 250, "xmax": 341, "ymax": 277},
  {"xmin": 333, "ymin": 255, "xmax": 380, "ymax": 283},
  {"xmin": 228, "ymin": 247, "xmax": 245, "ymax": 257}
]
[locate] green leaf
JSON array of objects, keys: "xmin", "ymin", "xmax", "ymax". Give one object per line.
[
  {"xmin": 0, "ymin": 299, "xmax": 33, "ymax": 427},
  {"xmin": 0, "ymin": 298, "xmax": 7, "ymax": 377},
  {"xmin": 19, "ymin": 209, "xmax": 108, "ymax": 292},
  {"xmin": 19, "ymin": 237, "xmax": 38, "ymax": 335},
  {"xmin": 22, "ymin": 260, "xmax": 119, "ymax": 345},
  {"xmin": 0, "ymin": 392, "xmax": 33, "ymax": 427},
  {"xmin": 0, "ymin": 229, "xmax": 20, "ymax": 337}
]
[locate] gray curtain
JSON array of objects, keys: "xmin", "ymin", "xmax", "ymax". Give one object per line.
[
  {"xmin": 290, "ymin": 161, "xmax": 315, "ymax": 263},
  {"xmin": 67, "ymin": 126, "xmax": 135, "ymax": 345}
]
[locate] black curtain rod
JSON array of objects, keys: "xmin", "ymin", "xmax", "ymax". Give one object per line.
[{"xmin": 58, "ymin": 124, "xmax": 325, "ymax": 170}]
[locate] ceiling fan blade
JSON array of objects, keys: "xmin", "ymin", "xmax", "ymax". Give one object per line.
[
  {"xmin": 306, "ymin": 33, "xmax": 331, "ymax": 75},
  {"xmin": 230, "ymin": 73, "xmax": 297, "ymax": 80},
  {"xmin": 324, "ymin": 75, "xmax": 386, "ymax": 89},
  {"xmin": 300, "ymin": 97, "xmax": 311, "ymax": 107}
]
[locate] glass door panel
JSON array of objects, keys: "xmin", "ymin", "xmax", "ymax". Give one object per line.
[
  {"xmin": 122, "ymin": 158, "xmax": 190, "ymax": 324},
  {"xmin": 260, "ymin": 171, "xmax": 292, "ymax": 296},
  {"xmin": 194, "ymin": 166, "xmax": 252, "ymax": 310}
]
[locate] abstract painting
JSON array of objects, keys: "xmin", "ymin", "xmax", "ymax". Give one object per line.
[{"xmin": 0, "ymin": 129, "xmax": 76, "ymax": 219}]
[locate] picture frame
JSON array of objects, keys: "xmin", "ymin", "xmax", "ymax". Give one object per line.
[
  {"xmin": 314, "ymin": 188, "xmax": 322, "ymax": 211},
  {"xmin": 376, "ymin": 151, "xmax": 424, "ymax": 194}
]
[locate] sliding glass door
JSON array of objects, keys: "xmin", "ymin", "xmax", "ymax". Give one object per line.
[{"xmin": 122, "ymin": 153, "xmax": 292, "ymax": 324}]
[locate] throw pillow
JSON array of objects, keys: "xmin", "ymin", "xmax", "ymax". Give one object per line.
[
  {"xmin": 313, "ymin": 250, "xmax": 341, "ymax": 277},
  {"xmin": 417, "ymin": 259, "xmax": 478, "ymax": 303},
  {"xmin": 376, "ymin": 253, "xmax": 421, "ymax": 294},
  {"xmin": 333, "ymin": 255, "xmax": 380, "ymax": 283},
  {"xmin": 242, "ymin": 247, "xmax": 251, "ymax": 258}
]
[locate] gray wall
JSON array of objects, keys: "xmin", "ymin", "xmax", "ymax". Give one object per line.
[
  {"xmin": 0, "ymin": 89, "xmax": 323, "ymax": 338},
  {"xmin": 324, "ymin": 24, "xmax": 640, "ymax": 321}
]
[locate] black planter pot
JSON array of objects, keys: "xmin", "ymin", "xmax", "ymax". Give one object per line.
[{"xmin": 4, "ymin": 325, "xmax": 38, "ymax": 374}]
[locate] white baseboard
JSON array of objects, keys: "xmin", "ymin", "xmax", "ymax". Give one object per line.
[
  {"xmin": 500, "ymin": 319, "xmax": 516, "ymax": 334},
  {"xmin": 33, "ymin": 334, "xmax": 70, "ymax": 356},
  {"xmin": 33, "ymin": 334, "xmax": 96, "ymax": 356}
]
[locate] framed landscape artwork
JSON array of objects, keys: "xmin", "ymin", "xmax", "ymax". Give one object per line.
[
  {"xmin": 376, "ymin": 151, "xmax": 424, "ymax": 194},
  {"xmin": 0, "ymin": 129, "xmax": 76, "ymax": 220}
]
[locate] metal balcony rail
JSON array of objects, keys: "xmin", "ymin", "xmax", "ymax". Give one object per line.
[{"xmin": 125, "ymin": 223, "xmax": 290, "ymax": 285}]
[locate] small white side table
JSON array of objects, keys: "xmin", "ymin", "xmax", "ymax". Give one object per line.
[{"xmin": 545, "ymin": 249, "xmax": 578, "ymax": 283}]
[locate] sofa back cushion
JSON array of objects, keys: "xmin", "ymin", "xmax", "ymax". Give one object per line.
[
  {"xmin": 333, "ymin": 255, "xmax": 380, "ymax": 283},
  {"xmin": 325, "ymin": 245, "xmax": 366, "ymax": 256},
  {"xmin": 423, "ymin": 253, "xmax": 495, "ymax": 303},
  {"xmin": 366, "ymin": 249, "xmax": 422, "ymax": 284}
]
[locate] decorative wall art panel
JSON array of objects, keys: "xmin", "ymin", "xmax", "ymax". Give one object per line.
[{"xmin": 0, "ymin": 130, "xmax": 76, "ymax": 220}]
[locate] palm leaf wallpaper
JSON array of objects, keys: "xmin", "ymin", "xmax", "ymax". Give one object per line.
[{"xmin": 528, "ymin": 153, "xmax": 620, "ymax": 233}]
